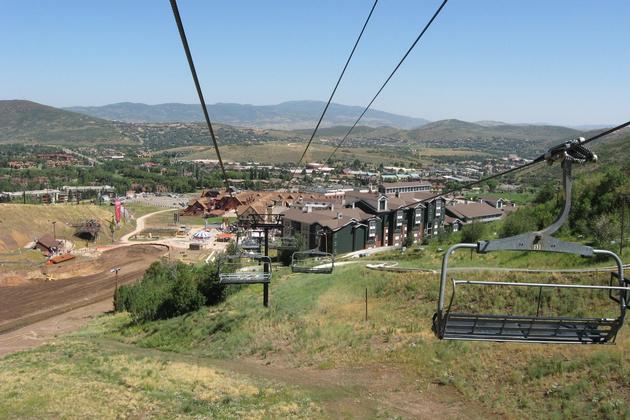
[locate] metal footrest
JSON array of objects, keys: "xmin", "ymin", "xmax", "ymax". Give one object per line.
[
  {"xmin": 436, "ymin": 313, "xmax": 621, "ymax": 344},
  {"xmin": 219, "ymin": 273, "xmax": 271, "ymax": 284}
]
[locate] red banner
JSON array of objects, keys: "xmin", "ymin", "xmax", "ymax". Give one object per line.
[{"xmin": 114, "ymin": 199, "xmax": 121, "ymax": 224}]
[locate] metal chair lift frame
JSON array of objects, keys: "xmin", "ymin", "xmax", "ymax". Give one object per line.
[
  {"xmin": 291, "ymin": 249, "xmax": 335, "ymax": 274},
  {"xmin": 433, "ymin": 139, "xmax": 629, "ymax": 344},
  {"xmin": 218, "ymin": 253, "xmax": 272, "ymax": 285},
  {"xmin": 272, "ymin": 236, "xmax": 299, "ymax": 251}
]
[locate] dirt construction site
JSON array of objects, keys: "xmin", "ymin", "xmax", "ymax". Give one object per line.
[{"xmin": 0, "ymin": 244, "xmax": 167, "ymax": 335}]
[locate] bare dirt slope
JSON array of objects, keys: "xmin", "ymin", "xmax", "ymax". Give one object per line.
[{"xmin": 0, "ymin": 244, "xmax": 165, "ymax": 333}]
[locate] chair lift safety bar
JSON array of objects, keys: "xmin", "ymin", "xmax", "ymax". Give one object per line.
[
  {"xmin": 433, "ymin": 138, "xmax": 629, "ymax": 344},
  {"xmin": 218, "ymin": 253, "xmax": 272, "ymax": 284}
]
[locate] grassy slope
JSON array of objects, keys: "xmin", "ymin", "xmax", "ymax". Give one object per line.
[
  {"xmin": 6, "ymin": 263, "xmax": 620, "ymax": 418},
  {"xmin": 0, "ymin": 340, "xmax": 319, "ymax": 418},
  {"xmin": 179, "ymin": 142, "xmax": 488, "ymax": 165},
  {"xmin": 0, "ymin": 100, "xmax": 131, "ymax": 145}
]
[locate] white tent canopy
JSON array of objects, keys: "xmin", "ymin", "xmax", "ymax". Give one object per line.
[{"xmin": 192, "ymin": 230, "xmax": 212, "ymax": 240}]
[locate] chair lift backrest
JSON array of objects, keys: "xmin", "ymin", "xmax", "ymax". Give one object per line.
[{"xmin": 291, "ymin": 249, "xmax": 335, "ymax": 273}]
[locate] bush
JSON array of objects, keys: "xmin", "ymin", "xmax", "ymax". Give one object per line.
[
  {"xmin": 461, "ymin": 222, "xmax": 487, "ymax": 243},
  {"xmin": 196, "ymin": 262, "xmax": 227, "ymax": 305},
  {"xmin": 500, "ymin": 209, "xmax": 537, "ymax": 238},
  {"xmin": 115, "ymin": 259, "xmax": 225, "ymax": 323},
  {"xmin": 113, "ymin": 285, "xmax": 133, "ymax": 312}
]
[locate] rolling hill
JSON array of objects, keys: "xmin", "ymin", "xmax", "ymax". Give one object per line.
[
  {"xmin": 65, "ymin": 100, "xmax": 430, "ymax": 130},
  {"xmin": 0, "ymin": 100, "xmax": 132, "ymax": 145}
]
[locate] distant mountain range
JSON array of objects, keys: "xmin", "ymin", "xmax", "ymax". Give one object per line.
[
  {"xmin": 64, "ymin": 100, "xmax": 430, "ymax": 130},
  {"xmin": 2, "ymin": 99, "xmax": 618, "ymax": 158}
]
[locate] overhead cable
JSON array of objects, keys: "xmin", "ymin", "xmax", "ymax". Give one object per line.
[
  {"xmin": 401, "ymin": 119, "xmax": 630, "ymax": 209},
  {"xmin": 296, "ymin": 0, "xmax": 379, "ymax": 167},
  {"xmin": 325, "ymin": 0, "xmax": 449, "ymax": 164},
  {"xmin": 170, "ymin": 0, "xmax": 230, "ymax": 189}
]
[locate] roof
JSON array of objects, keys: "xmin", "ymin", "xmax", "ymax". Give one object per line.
[
  {"xmin": 380, "ymin": 181, "xmax": 432, "ymax": 188},
  {"xmin": 283, "ymin": 207, "xmax": 372, "ymax": 231},
  {"xmin": 345, "ymin": 191, "xmax": 428, "ymax": 212},
  {"xmin": 446, "ymin": 202, "xmax": 503, "ymax": 220},
  {"xmin": 444, "ymin": 215, "xmax": 463, "ymax": 225},
  {"xmin": 411, "ymin": 191, "xmax": 442, "ymax": 202},
  {"xmin": 36, "ymin": 234, "xmax": 61, "ymax": 250}
]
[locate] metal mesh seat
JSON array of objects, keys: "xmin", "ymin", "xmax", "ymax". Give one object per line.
[
  {"xmin": 218, "ymin": 254, "xmax": 272, "ymax": 284},
  {"xmin": 434, "ymin": 279, "xmax": 627, "ymax": 344}
]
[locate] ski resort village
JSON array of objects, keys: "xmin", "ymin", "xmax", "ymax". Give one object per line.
[{"xmin": 1, "ymin": 1, "xmax": 629, "ymax": 418}]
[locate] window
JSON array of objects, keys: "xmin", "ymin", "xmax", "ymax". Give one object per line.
[
  {"xmin": 414, "ymin": 209, "xmax": 422, "ymax": 225},
  {"xmin": 396, "ymin": 211, "xmax": 403, "ymax": 227},
  {"xmin": 378, "ymin": 197, "xmax": 387, "ymax": 211},
  {"xmin": 368, "ymin": 220, "xmax": 376, "ymax": 237}
]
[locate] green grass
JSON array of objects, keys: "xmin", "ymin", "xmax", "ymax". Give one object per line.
[
  {"xmin": 3, "ymin": 253, "xmax": 629, "ymax": 418},
  {"xmin": 69, "ymin": 261, "xmax": 630, "ymax": 418}
]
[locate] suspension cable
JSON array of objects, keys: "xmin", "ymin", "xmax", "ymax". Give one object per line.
[
  {"xmin": 325, "ymin": 0, "xmax": 449, "ymax": 164},
  {"xmin": 400, "ymin": 119, "xmax": 630, "ymax": 209},
  {"xmin": 169, "ymin": 0, "xmax": 230, "ymax": 189},
  {"xmin": 296, "ymin": 0, "xmax": 379, "ymax": 167}
]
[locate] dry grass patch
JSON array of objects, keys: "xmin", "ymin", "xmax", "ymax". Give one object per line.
[{"xmin": 0, "ymin": 339, "xmax": 321, "ymax": 419}]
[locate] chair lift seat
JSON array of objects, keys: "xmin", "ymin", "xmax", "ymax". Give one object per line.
[
  {"xmin": 218, "ymin": 254, "xmax": 272, "ymax": 284},
  {"xmin": 432, "ymin": 141, "xmax": 627, "ymax": 344},
  {"xmin": 439, "ymin": 313, "xmax": 621, "ymax": 344},
  {"xmin": 219, "ymin": 271, "xmax": 271, "ymax": 284},
  {"xmin": 291, "ymin": 250, "xmax": 334, "ymax": 274}
]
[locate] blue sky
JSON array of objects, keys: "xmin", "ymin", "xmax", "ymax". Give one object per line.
[{"xmin": 1, "ymin": 0, "xmax": 628, "ymax": 125}]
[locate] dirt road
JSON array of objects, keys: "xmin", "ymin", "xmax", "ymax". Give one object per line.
[
  {"xmin": 0, "ymin": 300, "xmax": 112, "ymax": 358},
  {"xmin": 0, "ymin": 244, "xmax": 166, "ymax": 334},
  {"xmin": 120, "ymin": 208, "xmax": 175, "ymax": 243}
]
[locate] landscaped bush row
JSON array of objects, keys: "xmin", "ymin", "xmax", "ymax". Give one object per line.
[{"xmin": 114, "ymin": 259, "xmax": 226, "ymax": 322}]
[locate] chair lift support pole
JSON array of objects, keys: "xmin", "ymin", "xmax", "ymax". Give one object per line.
[{"xmin": 263, "ymin": 227, "xmax": 269, "ymax": 307}]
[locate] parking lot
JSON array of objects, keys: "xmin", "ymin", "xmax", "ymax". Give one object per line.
[{"xmin": 126, "ymin": 193, "xmax": 194, "ymax": 209}]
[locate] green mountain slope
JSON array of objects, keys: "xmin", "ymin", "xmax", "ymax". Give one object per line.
[{"xmin": 0, "ymin": 100, "xmax": 132, "ymax": 145}]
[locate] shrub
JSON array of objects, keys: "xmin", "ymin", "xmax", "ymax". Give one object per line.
[
  {"xmin": 113, "ymin": 285, "xmax": 133, "ymax": 312},
  {"xmin": 461, "ymin": 222, "xmax": 487, "ymax": 243},
  {"xmin": 196, "ymin": 262, "xmax": 227, "ymax": 305},
  {"xmin": 115, "ymin": 259, "xmax": 225, "ymax": 323},
  {"xmin": 500, "ymin": 209, "xmax": 537, "ymax": 238}
]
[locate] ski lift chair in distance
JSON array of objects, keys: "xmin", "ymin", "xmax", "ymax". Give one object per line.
[
  {"xmin": 273, "ymin": 236, "xmax": 299, "ymax": 251},
  {"xmin": 433, "ymin": 138, "xmax": 629, "ymax": 344},
  {"xmin": 218, "ymin": 252, "xmax": 272, "ymax": 285},
  {"xmin": 291, "ymin": 249, "xmax": 335, "ymax": 274}
]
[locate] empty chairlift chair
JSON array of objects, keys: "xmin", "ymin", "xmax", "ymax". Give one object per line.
[
  {"xmin": 291, "ymin": 249, "xmax": 335, "ymax": 274},
  {"xmin": 433, "ymin": 139, "xmax": 629, "ymax": 344},
  {"xmin": 218, "ymin": 252, "xmax": 272, "ymax": 285},
  {"xmin": 273, "ymin": 237, "xmax": 299, "ymax": 251}
]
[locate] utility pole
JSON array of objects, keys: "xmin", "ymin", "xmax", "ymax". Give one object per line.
[
  {"xmin": 110, "ymin": 267, "xmax": 121, "ymax": 297},
  {"xmin": 52, "ymin": 221, "xmax": 57, "ymax": 241},
  {"xmin": 621, "ymin": 195, "xmax": 626, "ymax": 256}
]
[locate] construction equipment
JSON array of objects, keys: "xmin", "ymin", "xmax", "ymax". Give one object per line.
[{"xmin": 433, "ymin": 138, "xmax": 629, "ymax": 344}]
